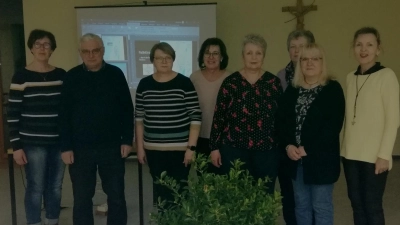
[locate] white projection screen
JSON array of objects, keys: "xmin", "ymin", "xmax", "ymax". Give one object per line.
[{"xmin": 75, "ymin": 3, "xmax": 217, "ymax": 90}]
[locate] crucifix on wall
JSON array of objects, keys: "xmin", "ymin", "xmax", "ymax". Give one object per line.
[{"xmin": 282, "ymin": 0, "xmax": 318, "ymax": 30}]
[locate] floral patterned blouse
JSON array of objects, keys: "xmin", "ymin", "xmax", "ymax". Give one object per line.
[
  {"xmin": 295, "ymin": 85, "xmax": 323, "ymax": 145},
  {"xmin": 209, "ymin": 71, "xmax": 283, "ymax": 151}
]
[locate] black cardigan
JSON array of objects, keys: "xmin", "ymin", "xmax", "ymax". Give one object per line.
[{"xmin": 276, "ymin": 80, "xmax": 345, "ymax": 185}]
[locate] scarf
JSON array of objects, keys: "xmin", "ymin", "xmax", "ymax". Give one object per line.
[{"xmin": 285, "ymin": 61, "xmax": 295, "ymax": 85}]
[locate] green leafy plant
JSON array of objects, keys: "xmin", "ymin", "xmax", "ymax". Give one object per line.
[{"xmin": 150, "ymin": 154, "xmax": 282, "ymax": 225}]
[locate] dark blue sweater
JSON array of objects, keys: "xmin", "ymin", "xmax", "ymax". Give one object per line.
[
  {"xmin": 59, "ymin": 63, "xmax": 134, "ymax": 152},
  {"xmin": 7, "ymin": 68, "xmax": 66, "ymax": 151}
]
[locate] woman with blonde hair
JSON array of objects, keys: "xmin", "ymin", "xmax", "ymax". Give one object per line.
[
  {"xmin": 277, "ymin": 43, "xmax": 345, "ymax": 225},
  {"xmin": 209, "ymin": 34, "xmax": 282, "ymax": 194}
]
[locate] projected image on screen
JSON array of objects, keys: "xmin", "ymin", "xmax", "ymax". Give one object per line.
[
  {"xmin": 76, "ymin": 4, "xmax": 216, "ymax": 89},
  {"xmin": 134, "ymin": 40, "xmax": 158, "ymax": 78},
  {"xmin": 80, "ymin": 20, "xmax": 200, "ymax": 86},
  {"xmin": 162, "ymin": 40, "xmax": 193, "ymax": 77},
  {"xmin": 103, "ymin": 36, "xmax": 126, "ymax": 61}
]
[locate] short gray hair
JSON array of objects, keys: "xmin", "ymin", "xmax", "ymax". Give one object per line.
[
  {"xmin": 242, "ymin": 34, "xmax": 267, "ymax": 56},
  {"xmin": 286, "ymin": 30, "xmax": 315, "ymax": 51},
  {"xmin": 79, "ymin": 33, "xmax": 104, "ymax": 48}
]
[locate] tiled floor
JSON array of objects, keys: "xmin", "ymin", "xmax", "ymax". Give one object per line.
[{"xmin": 1, "ymin": 156, "xmax": 399, "ymax": 225}]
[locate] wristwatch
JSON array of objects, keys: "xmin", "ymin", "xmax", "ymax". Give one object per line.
[{"xmin": 187, "ymin": 145, "xmax": 197, "ymax": 151}]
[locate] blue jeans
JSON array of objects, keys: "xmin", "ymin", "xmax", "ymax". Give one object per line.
[
  {"xmin": 24, "ymin": 145, "xmax": 65, "ymax": 225},
  {"xmin": 292, "ymin": 164, "xmax": 334, "ymax": 225}
]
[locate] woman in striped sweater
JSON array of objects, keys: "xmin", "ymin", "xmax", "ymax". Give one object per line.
[
  {"xmin": 135, "ymin": 42, "xmax": 201, "ymax": 209},
  {"xmin": 7, "ymin": 29, "xmax": 65, "ymax": 225}
]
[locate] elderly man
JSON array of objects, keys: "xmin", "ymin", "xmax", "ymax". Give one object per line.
[{"xmin": 60, "ymin": 33, "xmax": 133, "ymax": 225}]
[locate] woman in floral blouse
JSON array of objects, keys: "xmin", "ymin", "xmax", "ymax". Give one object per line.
[
  {"xmin": 276, "ymin": 43, "xmax": 345, "ymax": 225},
  {"xmin": 209, "ymin": 34, "xmax": 282, "ymax": 194}
]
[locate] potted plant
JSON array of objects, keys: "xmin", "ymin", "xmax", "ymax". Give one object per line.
[{"xmin": 150, "ymin": 154, "xmax": 282, "ymax": 225}]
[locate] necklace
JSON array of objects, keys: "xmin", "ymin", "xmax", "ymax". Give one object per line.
[
  {"xmin": 39, "ymin": 73, "xmax": 48, "ymax": 81},
  {"xmin": 304, "ymin": 78, "xmax": 319, "ymax": 88},
  {"xmin": 352, "ymin": 74, "xmax": 371, "ymax": 125}
]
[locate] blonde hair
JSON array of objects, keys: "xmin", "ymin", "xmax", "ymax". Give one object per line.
[
  {"xmin": 292, "ymin": 43, "xmax": 332, "ymax": 88},
  {"xmin": 242, "ymin": 34, "xmax": 267, "ymax": 57}
]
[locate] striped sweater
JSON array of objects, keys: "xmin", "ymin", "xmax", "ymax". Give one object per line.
[
  {"xmin": 135, "ymin": 74, "xmax": 201, "ymax": 151},
  {"xmin": 7, "ymin": 68, "xmax": 66, "ymax": 151}
]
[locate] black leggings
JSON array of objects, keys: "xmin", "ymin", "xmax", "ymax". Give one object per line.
[{"xmin": 342, "ymin": 158, "xmax": 388, "ymax": 225}]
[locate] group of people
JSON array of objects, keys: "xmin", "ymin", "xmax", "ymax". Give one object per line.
[
  {"xmin": 7, "ymin": 26, "xmax": 398, "ymax": 225},
  {"xmin": 8, "ymin": 30, "xmax": 133, "ymax": 225}
]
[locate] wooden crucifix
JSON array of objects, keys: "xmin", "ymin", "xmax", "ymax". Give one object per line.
[{"xmin": 282, "ymin": 0, "xmax": 318, "ymax": 30}]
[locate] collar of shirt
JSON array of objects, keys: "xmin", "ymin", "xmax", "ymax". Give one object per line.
[
  {"xmin": 354, "ymin": 62, "xmax": 385, "ymax": 75},
  {"xmin": 82, "ymin": 61, "xmax": 106, "ymax": 72}
]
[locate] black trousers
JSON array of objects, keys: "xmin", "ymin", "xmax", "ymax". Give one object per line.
[
  {"xmin": 145, "ymin": 150, "xmax": 190, "ymax": 209},
  {"xmin": 69, "ymin": 148, "xmax": 127, "ymax": 225},
  {"xmin": 197, "ymin": 137, "xmax": 223, "ymax": 175},
  {"xmin": 219, "ymin": 145, "xmax": 280, "ymax": 194},
  {"xmin": 342, "ymin": 158, "xmax": 388, "ymax": 225},
  {"xmin": 278, "ymin": 155, "xmax": 297, "ymax": 225}
]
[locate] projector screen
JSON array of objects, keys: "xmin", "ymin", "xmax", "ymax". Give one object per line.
[{"xmin": 75, "ymin": 4, "xmax": 216, "ymax": 89}]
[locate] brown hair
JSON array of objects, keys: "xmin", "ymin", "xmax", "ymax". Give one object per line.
[
  {"xmin": 352, "ymin": 27, "xmax": 381, "ymax": 47},
  {"xmin": 27, "ymin": 29, "xmax": 57, "ymax": 50},
  {"xmin": 150, "ymin": 42, "xmax": 176, "ymax": 63}
]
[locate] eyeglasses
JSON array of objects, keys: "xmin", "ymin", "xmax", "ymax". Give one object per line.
[
  {"xmin": 204, "ymin": 52, "xmax": 220, "ymax": 58},
  {"xmin": 34, "ymin": 42, "xmax": 51, "ymax": 49},
  {"xmin": 300, "ymin": 57, "xmax": 322, "ymax": 62},
  {"xmin": 154, "ymin": 56, "xmax": 173, "ymax": 63},
  {"xmin": 80, "ymin": 48, "xmax": 103, "ymax": 56}
]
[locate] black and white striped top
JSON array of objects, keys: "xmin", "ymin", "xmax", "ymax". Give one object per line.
[
  {"xmin": 7, "ymin": 68, "xmax": 65, "ymax": 151},
  {"xmin": 135, "ymin": 74, "xmax": 201, "ymax": 151}
]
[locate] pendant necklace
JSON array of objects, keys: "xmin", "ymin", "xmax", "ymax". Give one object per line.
[
  {"xmin": 352, "ymin": 74, "xmax": 371, "ymax": 125},
  {"xmin": 304, "ymin": 78, "xmax": 319, "ymax": 88},
  {"xmin": 39, "ymin": 73, "xmax": 48, "ymax": 81}
]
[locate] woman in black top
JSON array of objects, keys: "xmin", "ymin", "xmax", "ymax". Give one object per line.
[
  {"xmin": 276, "ymin": 43, "xmax": 345, "ymax": 225},
  {"xmin": 209, "ymin": 34, "xmax": 282, "ymax": 194},
  {"xmin": 7, "ymin": 29, "xmax": 65, "ymax": 225}
]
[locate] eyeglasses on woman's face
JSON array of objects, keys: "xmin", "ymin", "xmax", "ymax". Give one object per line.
[
  {"xmin": 154, "ymin": 56, "xmax": 173, "ymax": 63},
  {"xmin": 204, "ymin": 51, "xmax": 220, "ymax": 58},
  {"xmin": 34, "ymin": 42, "xmax": 51, "ymax": 49},
  {"xmin": 300, "ymin": 57, "xmax": 322, "ymax": 63}
]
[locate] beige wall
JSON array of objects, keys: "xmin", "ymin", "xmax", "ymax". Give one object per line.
[{"xmin": 22, "ymin": 0, "xmax": 400, "ymax": 154}]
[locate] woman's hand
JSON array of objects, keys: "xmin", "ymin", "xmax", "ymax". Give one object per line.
[
  {"xmin": 375, "ymin": 157, "xmax": 389, "ymax": 175},
  {"xmin": 13, "ymin": 149, "xmax": 27, "ymax": 165},
  {"xmin": 183, "ymin": 149, "xmax": 194, "ymax": 167},
  {"xmin": 61, "ymin": 151, "xmax": 74, "ymax": 165},
  {"xmin": 211, "ymin": 150, "xmax": 222, "ymax": 167},
  {"xmin": 286, "ymin": 145, "xmax": 301, "ymax": 161},
  {"xmin": 298, "ymin": 146, "xmax": 307, "ymax": 156},
  {"xmin": 137, "ymin": 148, "xmax": 147, "ymax": 164}
]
